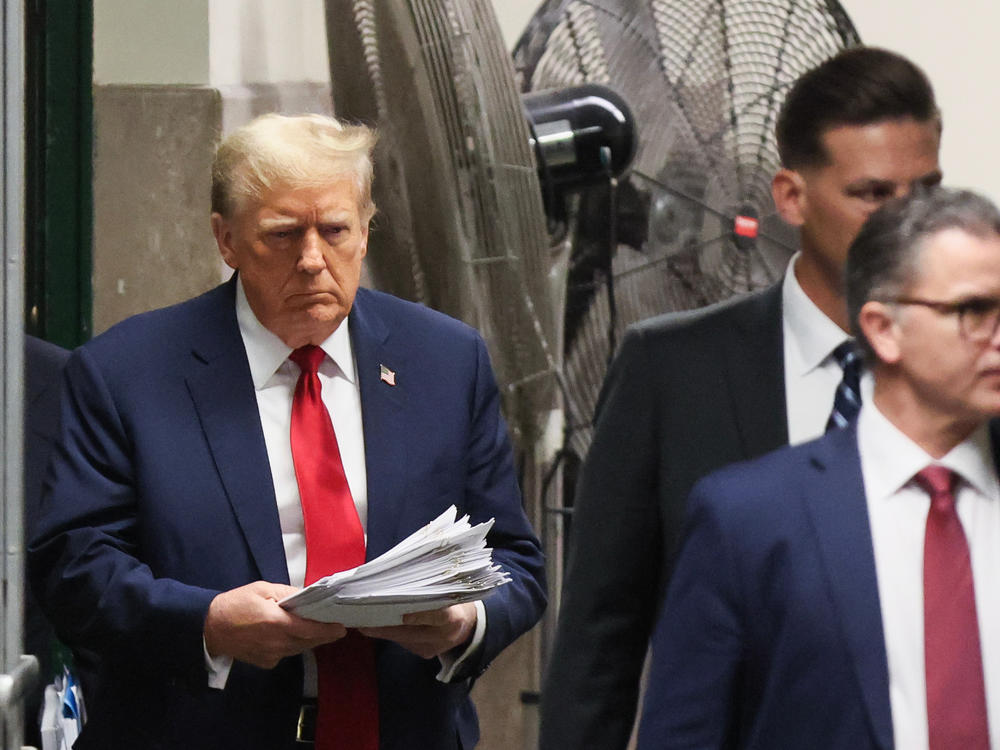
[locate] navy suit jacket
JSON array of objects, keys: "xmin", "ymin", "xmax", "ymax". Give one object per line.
[
  {"xmin": 29, "ymin": 279, "xmax": 546, "ymax": 750},
  {"xmin": 638, "ymin": 423, "xmax": 897, "ymax": 750},
  {"xmin": 23, "ymin": 335, "xmax": 70, "ymax": 745}
]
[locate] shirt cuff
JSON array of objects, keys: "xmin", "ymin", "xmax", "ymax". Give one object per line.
[
  {"xmin": 436, "ymin": 600, "xmax": 486, "ymax": 683},
  {"xmin": 204, "ymin": 636, "xmax": 234, "ymax": 690}
]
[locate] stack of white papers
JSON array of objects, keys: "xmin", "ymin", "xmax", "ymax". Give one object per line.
[{"xmin": 279, "ymin": 506, "xmax": 510, "ymax": 626}]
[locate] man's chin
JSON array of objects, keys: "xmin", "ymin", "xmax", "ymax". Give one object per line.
[{"xmin": 272, "ymin": 307, "xmax": 347, "ymax": 348}]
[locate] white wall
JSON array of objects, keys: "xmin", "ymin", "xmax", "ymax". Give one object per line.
[
  {"xmin": 840, "ymin": 0, "xmax": 999, "ymax": 204},
  {"xmin": 208, "ymin": 0, "xmax": 329, "ymax": 87},
  {"xmin": 93, "ymin": 0, "xmax": 329, "ymax": 87},
  {"xmin": 92, "ymin": 0, "xmax": 1000, "ymax": 203},
  {"xmin": 94, "ymin": 0, "xmax": 209, "ymax": 84},
  {"xmin": 494, "ymin": 0, "xmax": 541, "ymax": 49}
]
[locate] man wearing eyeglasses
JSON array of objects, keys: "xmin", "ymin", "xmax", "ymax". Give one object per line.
[{"xmin": 638, "ymin": 186, "xmax": 1000, "ymax": 749}]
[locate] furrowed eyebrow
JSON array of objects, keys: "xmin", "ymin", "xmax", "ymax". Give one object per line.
[
  {"xmin": 918, "ymin": 170, "xmax": 943, "ymax": 186},
  {"xmin": 844, "ymin": 178, "xmax": 894, "ymax": 192},
  {"xmin": 258, "ymin": 217, "xmax": 300, "ymax": 231},
  {"xmin": 317, "ymin": 213, "xmax": 352, "ymax": 224}
]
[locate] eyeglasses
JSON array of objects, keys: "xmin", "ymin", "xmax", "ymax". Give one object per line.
[{"xmin": 889, "ymin": 295, "xmax": 1000, "ymax": 343}]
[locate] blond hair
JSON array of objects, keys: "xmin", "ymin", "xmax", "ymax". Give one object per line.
[{"xmin": 211, "ymin": 113, "xmax": 377, "ymax": 220}]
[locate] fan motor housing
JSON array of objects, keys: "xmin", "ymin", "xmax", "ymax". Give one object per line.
[{"xmin": 523, "ymin": 83, "xmax": 637, "ymax": 191}]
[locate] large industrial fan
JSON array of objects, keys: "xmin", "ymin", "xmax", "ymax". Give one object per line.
[
  {"xmin": 325, "ymin": 1, "xmax": 559, "ymax": 452},
  {"xmin": 514, "ymin": 0, "xmax": 860, "ymax": 469}
]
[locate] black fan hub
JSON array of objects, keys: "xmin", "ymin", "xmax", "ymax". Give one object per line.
[{"xmin": 523, "ymin": 83, "xmax": 637, "ymax": 191}]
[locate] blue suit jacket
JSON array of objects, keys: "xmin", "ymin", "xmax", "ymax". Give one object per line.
[
  {"xmin": 29, "ymin": 279, "xmax": 546, "ymax": 750},
  {"xmin": 638, "ymin": 424, "xmax": 897, "ymax": 750},
  {"xmin": 23, "ymin": 335, "xmax": 70, "ymax": 745}
]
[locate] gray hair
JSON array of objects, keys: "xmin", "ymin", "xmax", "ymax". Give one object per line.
[
  {"xmin": 846, "ymin": 186, "xmax": 1000, "ymax": 362},
  {"xmin": 211, "ymin": 113, "xmax": 377, "ymax": 220}
]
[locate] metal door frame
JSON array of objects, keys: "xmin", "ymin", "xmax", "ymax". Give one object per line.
[{"xmin": 0, "ymin": 0, "xmax": 32, "ymax": 745}]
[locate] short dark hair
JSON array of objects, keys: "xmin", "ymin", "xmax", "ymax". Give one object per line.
[
  {"xmin": 776, "ymin": 47, "xmax": 939, "ymax": 170},
  {"xmin": 846, "ymin": 187, "xmax": 1000, "ymax": 363}
]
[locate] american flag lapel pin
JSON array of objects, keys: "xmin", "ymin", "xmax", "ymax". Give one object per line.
[{"xmin": 379, "ymin": 363, "xmax": 397, "ymax": 386}]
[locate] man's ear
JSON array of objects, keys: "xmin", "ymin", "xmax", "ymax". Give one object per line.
[
  {"xmin": 211, "ymin": 213, "xmax": 239, "ymax": 270},
  {"xmin": 772, "ymin": 168, "xmax": 807, "ymax": 227},
  {"xmin": 858, "ymin": 300, "xmax": 901, "ymax": 365}
]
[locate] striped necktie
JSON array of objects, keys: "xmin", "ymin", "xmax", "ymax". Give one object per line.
[{"xmin": 825, "ymin": 340, "xmax": 862, "ymax": 432}]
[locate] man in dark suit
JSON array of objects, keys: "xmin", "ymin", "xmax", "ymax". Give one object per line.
[
  {"xmin": 22, "ymin": 334, "xmax": 69, "ymax": 746},
  {"xmin": 29, "ymin": 113, "xmax": 545, "ymax": 749},
  {"xmin": 638, "ymin": 186, "xmax": 1000, "ymax": 749},
  {"xmin": 540, "ymin": 47, "xmax": 943, "ymax": 748}
]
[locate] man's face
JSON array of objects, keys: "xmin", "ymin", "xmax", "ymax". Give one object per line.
[
  {"xmin": 880, "ymin": 228, "xmax": 1000, "ymax": 435},
  {"xmin": 212, "ymin": 179, "xmax": 369, "ymax": 348},
  {"xmin": 776, "ymin": 117, "xmax": 942, "ymax": 299}
]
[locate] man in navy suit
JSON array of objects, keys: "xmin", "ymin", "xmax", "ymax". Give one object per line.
[
  {"xmin": 638, "ymin": 186, "xmax": 1000, "ymax": 749},
  {"xmin": 29, "ymin": 113, "xmax": 545, "ymax": 749}
]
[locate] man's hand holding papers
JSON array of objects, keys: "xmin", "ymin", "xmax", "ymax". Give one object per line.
[
  {"xmin": 278, "ymin": 506, "xmax": 510, "ymax": 630},
  {"xmin": 205, "ymin": 581, "xmax": 348, "ymax": 668},
  {"xmin": 361, "ymin": 601, "xmax": 478, "ymax": 659}
]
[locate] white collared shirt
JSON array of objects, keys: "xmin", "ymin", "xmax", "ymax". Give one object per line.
[
  {"xmin": 236, "ymin": 280, "xmax": 368, "ymax": 586},
  {"xmin": 858, "ymin": 392, "xmax": 1000, "ymax": 749},
  {"xmin": 782, "ymin": 253, "xmax": 866, "ymax": 444}
]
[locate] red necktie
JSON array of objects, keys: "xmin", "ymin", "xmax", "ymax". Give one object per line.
[
  {"xmin": 916, "ymin": 466, "xmax": 990, "ymax": 750},
  {"xmin": 290, "ymin": 345, "xmax": 378, "ymax": 750}
]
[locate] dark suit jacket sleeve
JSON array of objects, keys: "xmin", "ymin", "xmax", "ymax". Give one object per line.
[
  {"xmin": 540, "ymin": 325, "xmax": 665, "ymax": 747},
  {"xmin": 28, "ymin": 345, "xmax": 218, "ymax": 684},
  {"xmin": 541, "ymin": 287, "xmax": 787, "ymax": 749},
  {"xmin": 455, "ymin": 334, "xmax": 547, "ymax": 676},
  {"xmin": 636, "ymin": 477, "xmax": 744, "ymax": 749}
]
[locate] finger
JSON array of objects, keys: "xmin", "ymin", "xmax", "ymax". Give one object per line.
[
  {"xmin": 402, "ymin": 608, "xmax": 451, "ymax": 626},
  {"xmin": 357, "ymin": 625, "xmax": 410, "ymax": 640},
  {"xmin": 256, "ymin": 582, "xmax": 301, "ymax": 600},
  {"xmin": 287, "ymin": 620, "xmax": 348, "ymax": 643}
]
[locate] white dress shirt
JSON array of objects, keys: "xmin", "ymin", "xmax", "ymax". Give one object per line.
[
  {"xmin": 206, "ymin": 278, "xmax": 484, "ymax": 688},
  {"xmin": 858, "ymin": 390, "xmax": 1000, "ymax": 749},
  {"xmin": 236, "ymin": 280, "xmax": 368, "ymax": 588},
  {"xmin": 782, "ymin": 253, "xmax": 864, "ymax": 445}
]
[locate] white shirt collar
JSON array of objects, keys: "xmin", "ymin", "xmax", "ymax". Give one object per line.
[
  {"xmin": 858, "ymin": 385, "xmax": 999, "ymax": 503},
  {"xmin": 782, "ymin": 252, "xmax": 853, "ymax": 374},
  {"xmin": 235, "ymin": 276, "xmax": 356, "ymax": 389}
]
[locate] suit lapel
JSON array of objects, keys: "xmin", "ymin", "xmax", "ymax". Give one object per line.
[
  {"xmin": 349, "ymin": 290, "xmax": 407, "ymax": 560},
  {"xmin": 801, "ymin": 426, "xmax": 893, "ymax": 749},
  {"xmin": 184, "ymin": 280, "xmax": 289, "ymax": 583},
  {"xmin": 723, "ymin": 284, "xmax": 788, "ymax": 456}
]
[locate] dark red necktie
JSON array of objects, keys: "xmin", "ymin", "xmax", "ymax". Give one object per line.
[
  {"xmin": 916, "ymin": 466, "xmax": 990, "ymax": 750},
  {"xmin": 290, "ymin": 345, "xmax": 378, "ymax": 750}
]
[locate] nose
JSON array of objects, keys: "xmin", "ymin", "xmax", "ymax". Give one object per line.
[
  {"xmin": 989, "ymin": 312, "xmax": 1000, "ymax": 348},
  {"xmin": 297, "ymin": 229, "xmax": 325, "ymax": 274}
]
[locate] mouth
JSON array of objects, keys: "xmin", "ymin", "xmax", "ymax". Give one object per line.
[{"xmin": 288, "ymin": 290, "xmax": 337, "ymax": 300}]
